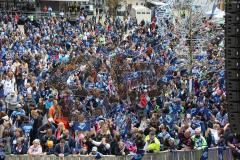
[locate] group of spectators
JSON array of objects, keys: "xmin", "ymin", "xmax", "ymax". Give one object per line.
[{"xmin": 0, "ymin": 6, "xmax": 239, "ymax": 160}]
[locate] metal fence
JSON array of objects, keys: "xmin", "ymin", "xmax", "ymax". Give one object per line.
[{"xmin": 5, "ymin": 147, "xmax": 233, "ymax": 160}]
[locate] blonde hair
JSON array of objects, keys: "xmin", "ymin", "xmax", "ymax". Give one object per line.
[
  {"xmin": 24, "ymin": 62, "xmax": 28, "ymax": 68},
  {"xmin": 33, "ymin": 139, "xmax": 40, "ymax": 145},
  {"xmin": 53, "ymin": 100, "xmax": 58, "ymax": 106},
  {"xmin": 58, "ymin": 122, "xmax": 65, "ymax": 130}
]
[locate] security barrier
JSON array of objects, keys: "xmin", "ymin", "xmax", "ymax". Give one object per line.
[{"xmin": 5, "ymin": 147, "xmax": 233, "ymax": 160}]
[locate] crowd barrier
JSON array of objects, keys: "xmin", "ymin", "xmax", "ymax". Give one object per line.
[{"xmin": 5, "ymin": 147, "xmax": 233, "ymax": 160}]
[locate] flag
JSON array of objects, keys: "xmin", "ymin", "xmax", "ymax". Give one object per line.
[
  {"xmin": 200, "ymin": 147, "xmax": 208, "ymax": 160},
  {"xmin": 218, "ymin": 147, "xmax": 224, "ymax": 160},
  {"xmin": 132, "ymin": 150, "xmax": 145, "ymax": 160},
  {"xmin": 210, "ymin": 0, "xmax": 220, "ymax": 18},
  {"xmin": 73, "ymin": 122, "xmax": 91, "ymax": 131}
]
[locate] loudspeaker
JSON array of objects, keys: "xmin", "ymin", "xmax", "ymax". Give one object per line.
[
  {"xmin": 227, "ymin": 91, "xmax": 240, "ymax": 102},
  {"xmin": 226, "ymin": 1, "xmax": 240, "ymax": 13},
  {"xmin": 226, "ymin": 25, "xmax": 240, "ymax": 36},
  {"xmin": 225, "ymin": 48, "xmax": 240, "ymax": 59},
  {"xmin": 228, "ymin": 102, "xmax": 240, "ymax": 112},
  {"xmin": 225, "ymin": 59, "xmax": 240, "ymax": 69},
  {"xmin": 228, "ymin": 113, "xmax": 240, "ymax": 133},
  {"xmin": 226, "ymin": 80, "xmax": 240, "ymax": 91},
  {"xmin": 225, "ymin": 37, "xmax": 240, "ymax": 47},
  {"xmin": 226, "ymin": 14, "xmax": 240, "ymax": 24},
  {"xmin": 226, "ymin": 0, "xmax": 240, "ymax": 134},
  {"xmin": 226, "ymin": 70, "xmax": 240, "ymax": 80}
]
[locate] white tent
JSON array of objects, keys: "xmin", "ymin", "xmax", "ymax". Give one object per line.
[
  {"xmin": 205, "ymin": 7, "xmax": 225, "ymax": 24},
  {"xmin": 146, "ymin": 0, "xmax": 168, "ymax": 6},
  {"xmin": 205, "ymin": 7, "xmax": 225, "ymax": 18},
  {"xmin": 193, "ymin": 0, "xmax": 214, "ymax": 11}
]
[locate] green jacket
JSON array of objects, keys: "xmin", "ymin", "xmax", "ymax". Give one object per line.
[{"xmin": 191, "ymin": 135, "xmax": 207, "ymax": 149}]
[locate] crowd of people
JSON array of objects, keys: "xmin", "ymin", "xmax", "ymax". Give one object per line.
[{"xmin": 0, "ymin": 6, "xmax": 238, "ymax": 160}]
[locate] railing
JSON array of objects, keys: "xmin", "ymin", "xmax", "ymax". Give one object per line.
[{"xmin": 5, "ymin": 147, "xmax": 234, "ymax": 160}]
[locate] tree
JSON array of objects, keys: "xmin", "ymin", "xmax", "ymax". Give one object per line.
[
  {"xmin": 106, "ymin": 0, "xmax": 123, "ymax": 17},
  {"xmin": 174, "ymin": 1, "xmax": 205, "ymax": 93}
]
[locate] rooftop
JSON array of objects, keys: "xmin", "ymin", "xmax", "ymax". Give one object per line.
[{"xmin": 132, "ymin": 5, "xmax": 152, "ymax": 11}]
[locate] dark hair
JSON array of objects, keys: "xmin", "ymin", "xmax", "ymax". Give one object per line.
[
  {"xmin": 114, "ymin": 133, "xmax": 121, "ymax": 142},
  {"xmin": 135, "ymin": 136, "xmax": 145, "ymax": 150},
  {"xmin": 60, "ymin": 138, "xmax": 65, "ymax": 143},
  {"xmin": 162, "ymin": 107, "xmax": 169, "ymax": 114},
  {"xmin": 207, "ymin": 122, "xmax": 213, "ymax": 128},
  {"xmin": 162, "ymin": 124, "xmax": 169, "ymax": 132},
  {"xmin": 2, "ymin": 129, "xmax": 11, "ymax": 137}
]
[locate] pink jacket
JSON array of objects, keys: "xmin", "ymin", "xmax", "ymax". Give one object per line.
[{"xmin": 27, "ymin": 145, "xmax": 42, "ymax": 155}]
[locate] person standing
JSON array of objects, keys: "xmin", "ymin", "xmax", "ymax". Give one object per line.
[
  {"xmin": 5, "ymin": 91, "xmax": 19, "ymax": 116},
  {"xmin": 1, "ymin": 76, "xmax": 15, "ymax": 97}
]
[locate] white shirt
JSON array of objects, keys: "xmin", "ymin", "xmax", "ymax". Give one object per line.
[
  {"xmin": 60, "ymin": 12, "xmax": 64, "ymax": 17},
  {"xmin": 1, "ymin": 79, "xmax": 15, "ymax": 96}
]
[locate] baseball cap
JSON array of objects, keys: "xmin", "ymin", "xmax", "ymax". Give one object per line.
[{"xmin": 92, "ymin": 146, "xmax": 97, "ymax": 152}]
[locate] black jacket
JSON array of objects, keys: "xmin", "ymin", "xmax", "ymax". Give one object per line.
[
  {"xmin": 54, "ymin": 143, "xmax": 71, "ymax": 157},
  {"xmin": 41, "ymin": 135, "xmax": 57, "ymax": 152},
  {"xmin": 12, "ymin": 145, "xmax": 28, "ymax": 155},
  {"xmin": 110, "ymin": 141, "xmax": 120, "ymax": 155},
  {"xmin": 30, "ymin": 116, "xmax": 43, "ymax": 142},
  {"xmin": 45, "ymin": 147, "xmax": 55, "ymax": 155},
  {"xmin": 65, "ymin": 137, "xmax": 76, "ymax": 152}
]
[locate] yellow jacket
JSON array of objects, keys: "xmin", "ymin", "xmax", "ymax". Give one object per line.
[{"xmin": 145, "ymin": 135, "xmax": 161, "ymax": 151}]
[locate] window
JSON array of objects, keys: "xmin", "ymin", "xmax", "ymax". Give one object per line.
[
  {"xmin": 117, "ymin": 11, "xmax": 126, "ymax": 16},
  {"xmin": 145, "ymin": 2, "xmax": 155, "ymax": 9},
  {"xmin": 147, "ymin": 12, "xmax": 150, "ymax": 14},
  {"xmin": 142, "ymin": 12, "xmax": 145, "ymax": 14},
  {"xmin": 137, "ymin": 12, "xmax": 141, "ymax": 14}
]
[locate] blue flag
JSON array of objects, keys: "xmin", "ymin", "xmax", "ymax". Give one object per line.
[
  {"xmin": 200, "ymin": 147, "xmax": 208, "ymax": 160},
  {"xmin": 210, "ymin": 0, "xmax": 220, "ymax": 18},
  {"xmin": 218, "ymin": 147, "xmax": 224, "ymax": 160},
  {"xmin": 132, "ymin": 150, "xmax": 145, "ymax": 160},
  {"xmin": 73, "ymin": 122, "xmax": 91, "ymax": 131}
]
